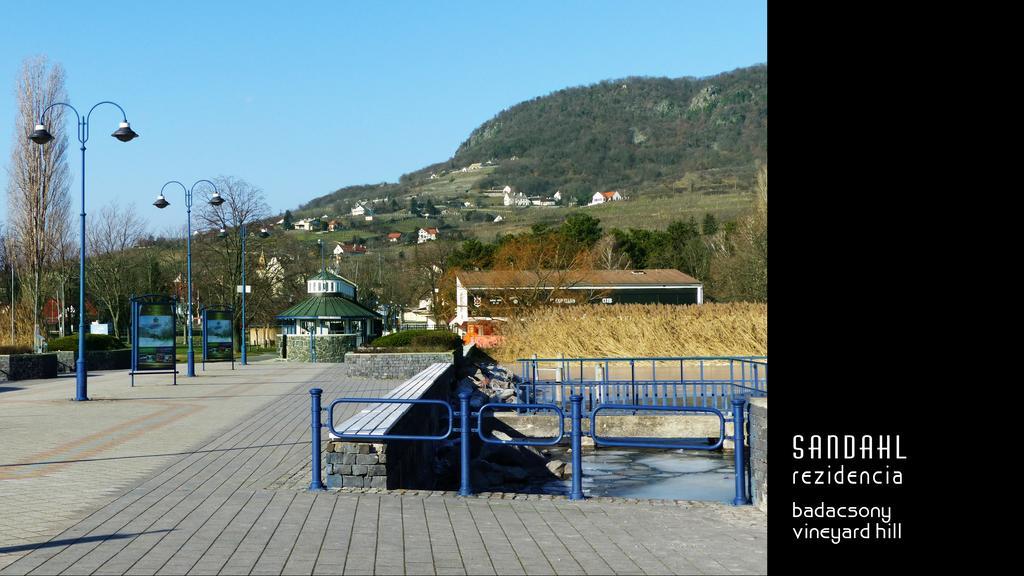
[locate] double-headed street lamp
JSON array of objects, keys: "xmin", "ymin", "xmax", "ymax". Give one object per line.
[
  {"xmin": 29, "ymin": 102, "xmax": 138, "ymax": 401},
  {"xmin": 153, "ymin": 180, "xmax": 223, "ymax": 377},
  {"xmin": 218, "ymin": 224, "xmax": 269, "ymax": 365}
]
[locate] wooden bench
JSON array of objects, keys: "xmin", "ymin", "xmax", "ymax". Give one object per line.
[{"xmin": 329, "ymin": 362, "xmax": 451, "ymax": 439}]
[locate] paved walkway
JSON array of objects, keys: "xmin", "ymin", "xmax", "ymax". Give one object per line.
[{"xmin": 0, "ymin": 361, "xmax": 767, "ymax": 575}]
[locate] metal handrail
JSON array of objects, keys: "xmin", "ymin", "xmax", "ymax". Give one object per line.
[
  {"xmin": 590, "ymin": 404, "xmax": 726, "ymax": 450},
  {"xmin": 326, "ymin": 397, "xmax": 453, "ymax": 441},
  {"xmin": 307, "ymin": 388, "xmax": 753, "ymax": 505},
  {"xmin": 477, "ymin": 402, "xmax": 564, "ymax": 446}
]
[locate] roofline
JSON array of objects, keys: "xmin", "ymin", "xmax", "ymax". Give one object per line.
[{"xmin": 459, "ymin": 283, "xmax": 702, "ymax": 290}]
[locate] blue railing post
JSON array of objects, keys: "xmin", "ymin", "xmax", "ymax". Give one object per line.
[
  {"xmin": 309, "ymin": 388, "xmax": 326, "ymax": 491},
  {"xmin": 569, "ymin": 394, "xmax": 585, "ymax": 501},
  {"xmin": 458, "ymin": 390, "xmax": 472, "ymax": 496},
  {"xmin": 732, "ymin": 397, "xmax": 750, "ymax": 505}
]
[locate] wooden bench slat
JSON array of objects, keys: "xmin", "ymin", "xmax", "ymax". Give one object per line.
[{"xmin": 330, "ymin": 363, "xmax": 450, "ymax": 438}]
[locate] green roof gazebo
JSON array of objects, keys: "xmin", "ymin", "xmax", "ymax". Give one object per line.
[{"xmin": 276, "ymin": 270, "xmax": 381, "ymax": 360}]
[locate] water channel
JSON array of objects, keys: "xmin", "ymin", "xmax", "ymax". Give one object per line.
[{"xmin": 513, "ymin": 447, "xmax": 737, "ymax": 502}]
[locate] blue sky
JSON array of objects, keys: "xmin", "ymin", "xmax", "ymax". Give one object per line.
[{"xmin": 0, "ymin": 1, "xmax": 767, "ymax": 231}]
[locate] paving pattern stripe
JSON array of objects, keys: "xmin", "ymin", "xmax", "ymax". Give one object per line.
[
  {"xmin": 106, "ymin": 370, "xmax": 346, "ymax": 575},
  {"xmin": 0, "ymin": 403, "xmax": 205, "ymax": 481},
  {"xmin": 0, "ymin": 366, "xmax": 337, "ymax": 574},
  {"xmin": 99, "ymin": 364, "xmax": 387, "ymax": 569}
]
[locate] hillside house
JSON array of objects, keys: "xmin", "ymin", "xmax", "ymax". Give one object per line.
[
  {"xmin": 327, "ymin": 220, "xmax": 340, "ymax": 232},
  {"xmin": 351, "ymin": 204, "xmax": 366, "ymax": 216},
  {"xmin": 334, "ymin": 242, "xmax": 367, "ymax": 256},
  {"xmin": 386, "ymin": 232, "xmax": 402, "ymax": 243},
  {"xmin": 553, "ymin": 191, "xmax": 562, "ymax": 202},
  {"xmin": 503, "ymin": 190, "xmax": 531, "ymax": 207},
  {"xmin": 418, "ymin": 227, "xmax": 439, "ymax": 243},
  {"xmin": 293, "ymin": 218, "xmax": 320, "ymax": 231},
  {"xmin": 589, "ymin": 191, "xmax": 623, "ymax": 206}
]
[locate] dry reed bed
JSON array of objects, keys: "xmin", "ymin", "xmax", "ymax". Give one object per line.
[{"xmin": 492, "ymin": 303, "xmax": 767, "ymax": 361}]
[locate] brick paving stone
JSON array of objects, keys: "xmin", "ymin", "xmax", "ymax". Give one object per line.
[{"xmin": 0, "ymin": 362, "xmax": 767, "ymax": 575}]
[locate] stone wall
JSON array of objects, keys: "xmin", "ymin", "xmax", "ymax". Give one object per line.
[
  {"xmin": 324, "ymin": 364, "xmax": 454, "ymax": 489},
  {"xmin": 0, "ymin": 353, "xmax": 58, "ymax": 381},
  {"xmin": 345, "ymin": 351, "xmax": 458, "ymax": 379},
  {"xmin": 324, "ymin": 442, "xmax": 389, "ymax": 489},
  {"xmin": 278, "ymin": 334, "xmax": 355, "ymax": 363},
  {"xmin": 56, "ymin": 351, "xmax": 75, "ymax": 373},
  {"xmin": 749, "ymin": 398, "xmax": 767, "ymax": 513}
]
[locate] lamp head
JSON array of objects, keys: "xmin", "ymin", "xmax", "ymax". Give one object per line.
[
  {"xmin": 208, "ymin": 192, "xmax": 225, "ymax": 206},
  {"xmin": 217, "ymin": 228, "xmax": 228, "ymax": 238},
  {"xmin": 259, "ymin": 228, "xmax": 270, "ymax": 238},
  {"xmin": 29, "ymin": 124, "xmax": 54, "ymax": 145},
  {"xmin": 153, "ymin": 194, "xmax": 170, "ymax": 209},
  {"xmin": 111, "ymin": 121, "xmax": 139, "ymax": 142}
]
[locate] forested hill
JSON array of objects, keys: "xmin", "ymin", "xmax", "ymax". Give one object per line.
[
  {"xmin": 444, "ymin": 64, "xmax": 766, "ymax": 199},
  {"xmin": 298, "ymin": 64, "xmax": 765, "ymax": 213}
]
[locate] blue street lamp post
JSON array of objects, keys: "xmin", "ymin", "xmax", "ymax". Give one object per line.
[
  {"xmin": 154, "ymin": 180, "xmax": 223, "ymax": 377},
  {"xmin": 29, "ymin": 102, "xmax": 138, "ymax": 401},
  {"xmin": 241, "ymin": 224, "xmax": 248, "ymax": 365},
  {"xmin": 222, "ymin": 223, "xmax": 269, "ymax": 365}
]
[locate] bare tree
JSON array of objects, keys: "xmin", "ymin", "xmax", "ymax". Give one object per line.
[
  {"xmin": 5, "ymin": 56, "xmax": 71, "ymax": 349},
  {"xmin": 590, "ymin": 235, "xmax": 631, "ymax": 270},
  {"xmin": 194, "ymin": 176, "xmax": 271, "ymax": 345},
  {"xmin": 86, "ymin": 201, "xmax": 146, "ymax": 338},
  {"xmin": 709, "ymin": 165, "xmax": 767, "ymax": 302}
]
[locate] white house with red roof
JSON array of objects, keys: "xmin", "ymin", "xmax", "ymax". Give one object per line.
[
  {"xmin": 589, "ymin": 190, "xmax": 623, "ymax": 206},
  {"xmin": 417, "ymin": 227, "xmax": 439, "ymax": 244},
  {"xmin": 386, "ymin": 232, "xmax": 402, "ymax": 243}
]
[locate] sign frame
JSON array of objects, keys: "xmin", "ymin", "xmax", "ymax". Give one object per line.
[
  {"xmin": 201, "ymin": 305, "xmax": 235, "ymax": 370},
  {"xmin": 129, "ymin": 294, "xmax": 179, "ymax": 386}
]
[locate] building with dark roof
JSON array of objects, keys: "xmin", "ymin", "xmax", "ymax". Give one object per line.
[
  {"xmin": 276, "ymin": 270, "xmax": 381, "ymax": 350},
  {"xmin": 450, "ymin": 268, "xmax": 703, "ymax": 334}
]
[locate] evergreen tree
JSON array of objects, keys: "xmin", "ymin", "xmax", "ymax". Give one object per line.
[
  {"xmin": 560, "ymin": 213, "xmax": 603, "ymax": 248},
  {"xmin": 702, "ymin": 213, "xmax": 719, "ymax": 236},
  {"xmin": 282, "ymin": 210, "xmax": 294, "ymax": 230}
]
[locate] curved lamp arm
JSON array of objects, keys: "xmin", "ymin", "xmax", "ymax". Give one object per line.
[{"xmin": 39, "ymin": 102, "xmax": 83, "ymax": 142}]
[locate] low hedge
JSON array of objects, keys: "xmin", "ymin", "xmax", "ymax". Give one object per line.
[
  {"xmin": 47, "ymin": 334, "xmax": 125, "ymax": 352},
  {"xmin": 370, "ymin": 329, "xmax": 462, "ymax": 351}
]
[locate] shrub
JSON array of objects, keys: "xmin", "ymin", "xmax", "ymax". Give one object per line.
[
  {"xmin": 369, "ymin": 329, "xmax": 461, "ymax": 351},
  {"xmin": 410, "ymin": 331, "xmax": 463, "ymax": 350},
  {"xmin": 47, "ymin": 334, "xmax": 126, "ymax": 352}
]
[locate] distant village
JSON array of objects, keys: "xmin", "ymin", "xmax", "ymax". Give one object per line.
[{"xmin": 277, "ymin": 158, "xmax": 628, "ymax": 258}]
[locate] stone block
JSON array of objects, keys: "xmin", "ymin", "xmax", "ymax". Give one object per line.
[
  {"xmin": 326, "ymin": 474, "xmax": 343, "ymax": 489},
  {"xmin": 342, "ymin": 453, "xmax": 356, "ymax": 465},
  {"xmin": 337, "ymin": 465, "xmax": 352, "ymax": 475},
  {"xmin": 371, "ymin": 465, "xmax": 388, "ymax": 476},
  {"xmin": 378, "ymin": 453, "xmax": 387, "ymax": 464},
  {"xmin": 351, "ymin": 465, "xmax": 368, "ymax": 476},
  {"xmin": 370, "ymin": 476, "xmax": 387, "ymax": 489},
  {"xmin": 342, "ymin": 475, "xmax": 363, "ymax": 487},
  {"xmin": 355, "ymin": 454, "xmax": 378, "ymax": 465}
]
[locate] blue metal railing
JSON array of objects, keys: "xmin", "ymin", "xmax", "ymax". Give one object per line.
[
  {"xmin": 515, "ymin": 356, "xmax": 767, "ymax": 412},
  {"xmin": 308, "ymin": 388, "xmax": 754, "ymax": 505}
]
